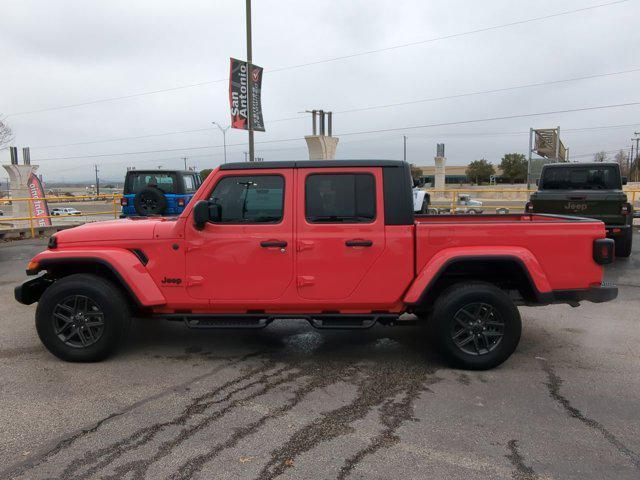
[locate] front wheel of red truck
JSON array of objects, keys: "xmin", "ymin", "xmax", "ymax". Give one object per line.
[
  {"xmin": 35, "ymin": 274, "xmax": 131, "ymax": 362},
  {"xmin": 432, "ymin": 282, "xmax": 521, "ymax": 370}
]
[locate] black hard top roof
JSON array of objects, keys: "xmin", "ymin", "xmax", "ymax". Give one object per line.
[
  {"xmin": 219, "ymin": 160, "xmax": 406, "ymax": 170},
  {"xmin": 125, "ymin": 169, "xmax": 196, "ymax": 174},
  {"xmin": 542, "ymin": 162, "xmax": 618, "ymax": 168}
]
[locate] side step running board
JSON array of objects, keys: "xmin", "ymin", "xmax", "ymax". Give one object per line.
[{"xmin": 163, "ymin": 313, "xmax": 406, "ymax": 330}]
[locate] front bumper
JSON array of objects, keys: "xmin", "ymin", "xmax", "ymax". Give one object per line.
[{"xmin": 14, "ymin": 276, "xmax": 53, "ymax": 305}]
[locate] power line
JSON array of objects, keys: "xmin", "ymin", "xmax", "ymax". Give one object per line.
[
  {"xmin": 6, "ymin": 0, "xmax": 630, "ymax": 118},
  {"xmin": 31, "ymin": 100, "xmax": 640, "ymax": 162},
  {"xmin": 29, "ymin": 66, "xmax": 640, "ymax": 150},
  {"xmin": 333, "ymin": 67, "xmax": 640, "ymax": 115}
]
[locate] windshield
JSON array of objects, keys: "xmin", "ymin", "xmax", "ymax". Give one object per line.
[
  {"xmin": 125, "ymin": 172, "xmax": 177, "ymax": 194},
  {"xmin": 540, "ymin": 165, "xmax": 621, "ymax": 190}
]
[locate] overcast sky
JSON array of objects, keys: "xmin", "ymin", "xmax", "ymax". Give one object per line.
[{"xmin": 1, "ymin": 0, "xmax": 639, "ymax": 182}]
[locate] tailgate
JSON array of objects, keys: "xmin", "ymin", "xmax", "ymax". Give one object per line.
[{"xmin": 531, "ymin": 191, "xmax": 626, "ymax": 225}]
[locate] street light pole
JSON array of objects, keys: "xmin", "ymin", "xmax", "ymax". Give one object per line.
[
  {"xmin": 212, "ymin": 122, "xmax": 230, "ymax": 164},
  {"xmin": 246, "ymin": 0, "xmax": 255, "ymax": 162}
]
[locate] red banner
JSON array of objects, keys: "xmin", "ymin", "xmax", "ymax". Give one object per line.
[{"xmin": 28, "ymin": 173, "xmax": 52, "ymax": 227}]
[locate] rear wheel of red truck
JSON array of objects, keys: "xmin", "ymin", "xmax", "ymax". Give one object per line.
[
  {"xmin": 432, "ymin": 282, "xmax": 521, "ymax": 370},
  {"xmin": 36, "ymin": 274, "xmax": 131, "ymax": 362}
]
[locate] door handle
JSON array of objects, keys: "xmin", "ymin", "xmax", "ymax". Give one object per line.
[
  {"xmin": 260, "ymin": 240, "xmax": 288, "ymax": 248},
  {"xmin": 345, "ymin": 239, "xmax": 373, "ymax": 247}
]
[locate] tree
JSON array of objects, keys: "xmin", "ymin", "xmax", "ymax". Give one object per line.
[
  {"xmin": 499, "ymin": 153, "xmax": 527, "ymax": 183},
  {"xmin": 614, "ymin": 150, "xmax": 629, "ymax": 177},
  {"xmin": 200, "ymin": 168, "xmax": 214, "ymax": 181},
  {"xmin": 593, "ymin": 151, "xmax": 609, "ymax": 162},
  {"xmin": 0, "ymin": 116, "xmax": 13, "ymax": 150},
  {"xmin": 409, "ymin": 164, "xmax": 423, "ymax": 186},
  {"xmin": 466, "ymin": 159, "xmax": 494, "ymax": 184}
]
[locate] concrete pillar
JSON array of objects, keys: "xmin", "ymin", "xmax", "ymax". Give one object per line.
[
  {"xmin": 434, "ymin": 156, "xmax": 446, "ymax": 198},
  {"xmin": 3, "ymin": 164, "xmax": 39, "ymax": 228},
  {"xmin": 304, "ymin": 135, "xmax": 339, "ymax": 160}
]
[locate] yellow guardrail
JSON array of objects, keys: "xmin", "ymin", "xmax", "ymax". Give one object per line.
[{"xmin": 0, "ymin": 194, "xmax": 122, "ymax": 238}]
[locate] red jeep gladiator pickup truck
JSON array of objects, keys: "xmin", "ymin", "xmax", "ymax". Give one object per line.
[{"xmin": 15, "ymin": 160, "xmax": 618, "ymax": 369}]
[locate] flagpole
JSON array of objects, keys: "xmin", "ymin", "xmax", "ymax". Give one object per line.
[{"xmin": 246, "ymin": 0, "xmax": 255, "ymax": 162}]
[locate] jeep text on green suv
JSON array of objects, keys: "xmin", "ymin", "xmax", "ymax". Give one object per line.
[{"xmin": 527, "ymin": 162, "xmax": 633, "ymax": 257}]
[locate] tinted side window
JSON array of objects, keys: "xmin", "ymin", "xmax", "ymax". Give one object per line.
[
  {"xmin": 306, "ymin": 174, "xmax": 375, "ymax": 223},
  {"xmin": 208, "ymin": 175, "xmax": 284, "ymax": 223}
]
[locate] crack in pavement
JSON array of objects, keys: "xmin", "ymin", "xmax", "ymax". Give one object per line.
[
  {"xmin": 506, "ymin": 440, "xmax": 538, "ymax": 480},
  {"xmin": 170, "ymin": 363, "xmax": 360, "ymax": 480},
  {"xmin": 255, "ymin": 362, "xmax": 439, "ymax": 480},
  {"xmin": 1, "ymin": 350, "xmax": 265, "ymax": 480},
  {"xmin": 540, "ymin": 359, "xmax": 640, "ymax": 470},
  {"xmin": 57, "ymin": 359, "xmax": 284, "ymax": 480}
]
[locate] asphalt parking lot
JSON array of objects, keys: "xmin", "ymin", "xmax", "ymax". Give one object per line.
[{"xmin": 0, "ymin": 232, "xmax": 639, "ymax": 480}]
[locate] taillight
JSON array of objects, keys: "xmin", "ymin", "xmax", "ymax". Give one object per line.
[
  {"xmin": 120, "ymin": 197, "xmax": 128, "ymax": 206},
  {"xmin": 177, "ymin": 198, "xmax": 185, "ymax": 207},
  {"xmin": 621, "ymin": 203, "xmax": 631, "ymax": 215},
  {"xmin": 593, "ymin": 238, "xmax": 614, "ymax": 265},
  {"xmin": 525, "ymin": 202, "xmax": 533, "ymax": 213}
]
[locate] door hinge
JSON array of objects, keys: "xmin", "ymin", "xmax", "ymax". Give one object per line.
[
  {"xmin": 187, "ymin": 275, "xmax": 204, "ymax": 287},
  {"xmin": 297, "ymin": 275, "xmax": 315, "ymax": 287},
  {"xmin": 297, "ymin": 240, "xmax": 315, "ymax": 252}
]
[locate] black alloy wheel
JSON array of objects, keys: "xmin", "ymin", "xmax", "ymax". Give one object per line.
[
  {"xmin": 53, "ymin": 294, "xmax": 105, "ymax": 348},
  {"xmin": 451, "ymin": 302, "xmax": 504, "ymax": 356}
]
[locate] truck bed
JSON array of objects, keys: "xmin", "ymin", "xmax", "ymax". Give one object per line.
[
  {"xmin": 413, "ymin": 213, "xmax": 605, "ymax": 291},
  {"xmin": 414, "ymin": 213, "xmax": 595, "ymax": 224}
]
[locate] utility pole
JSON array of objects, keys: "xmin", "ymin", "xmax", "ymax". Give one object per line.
[
  {"xmin": 246, "ymin": 0, "xmax": 255, "ymax": 162},
  {"xmin": 633, "ymin": 132, "xmax": 640, "ymax": 182},
  {"xmin": 403, "ymin": 135, "xmax": 407, "ymax": 162},
  {"xmin": 181, "ymin": 156, "xmax": 188, "ymax": 170},
  {"xmin": 94, "ymin": 164, "xmax": 100, "ymax": 196},
  {"xmin": 212, "ymin": 122, "xmax": 230, "ymax": 163}
]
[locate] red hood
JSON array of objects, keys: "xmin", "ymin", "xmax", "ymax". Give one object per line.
[{"xmin": 54, "ymin": 218, "xmax": 170, "ymax": 244}]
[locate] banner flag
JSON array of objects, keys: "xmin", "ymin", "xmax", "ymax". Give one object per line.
[
  {"xmin": 27, "ymin": 173, "xmax": 52, "ymax": 227},
  {"xmin": 229, "ymin": 58, "xmax": 265, "ymax": 132}
]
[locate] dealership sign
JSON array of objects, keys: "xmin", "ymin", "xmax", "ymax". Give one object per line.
[
  {"xmin": 27, "ymin": 173, "xmax": 51, "ymax": 227},
  {"xmin": 229, "ymin": 57, "xmax": 265, "ymax": 131}
]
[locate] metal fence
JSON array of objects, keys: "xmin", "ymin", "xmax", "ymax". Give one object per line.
[{"xmin": 0, "ymin": 194, "xmax": 122, "ymax": 238}]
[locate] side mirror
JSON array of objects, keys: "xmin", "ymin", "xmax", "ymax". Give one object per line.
[
  {"xmin": 193, "ymin": 200, "xmax": 222, "ymax": 230},
  {"xmin": 193, "ymin": 201, "xmax": 210, "ymax": 230},
  {"xmin": 622, "ymin": 176, "xmax": 628, "ymax": 185}
]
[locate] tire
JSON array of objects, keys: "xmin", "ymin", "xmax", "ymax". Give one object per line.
[
  {"xmin": 36, "ymin": 274, "xmax": 131, "ymax": 362},
  {"xmin": 134, "ymin": 186, "xmax": 167, "ymax": 216},
  {"xmin": 431, "ymin": 282, "xmax": 521, "ymax": 370},
  {"xmin": 614, "ymin": 228, "xmax": 633, "ymax": 258},
  {"xmin": 467, "ymin": 209, "xmax": 477, "ymax": 215}
]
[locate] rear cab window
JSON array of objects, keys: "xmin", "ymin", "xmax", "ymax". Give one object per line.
[
  {"xmin": 540, "ymin": 165, "xmax": 621, "ymax": 190},
  {"xmin": 305, "ymin": 173, "xmax": 376, "ymax": 223}
]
